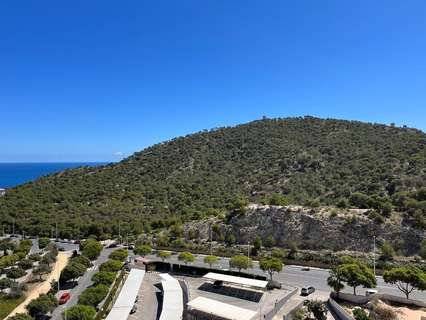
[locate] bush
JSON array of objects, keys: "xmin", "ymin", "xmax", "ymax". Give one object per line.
[
  {"xmin": 7, "ymin": 267, "xmax": 26, "ymax": 280},
  {"xmin": 64, "ymin": 304, "xmax": 96, "ymax": 320},
  {"xmin": 81, "ymin": 239, "xmax": 102, "ymax": 260},
  {"xmin": 19, "ymin": 259, "xmax": 33, "ymax": 270},
  {"xmin": 60, "ymin": 262, "xmax": 87, "ymax": 283},
  {"xmin": 109, "ymin": 249, "xmax": 128, "ymax": 262},
  {"xmin": 9, "ymin": 314, "xmax": 34, "ymax": 320},
  {"xmin": 71, "ymin": 255, "xmax": 92, "ymax": 268},
  {"xmin": 26, "ymin": 294, "xmax": 58, "ymax": 317},
  {"xmin": 92, "ymin": 271, "xmax": 116, "ymax": 286},
  {"xmin": 353, "ymin": 308, "xmax": 371, "ymax": 320},
  {"xmin": 99, "ymin": 259, "xmax": 122, "ymax": 272},
  {"xmin": 78, "ymin": 284, "xmax": 109, "ymax": 307}
]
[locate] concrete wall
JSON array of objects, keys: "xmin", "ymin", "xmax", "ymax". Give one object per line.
[
  {"xmin": 264, "ymin": 288, "xmax": 298, "ymax": 320},
  {"xmin": 328, "ymin": 298, "xmax": 355, "ymax": 320},
  {"xmin": 331, "ymin": 292, "xmax": 426, "ymax": 308}
]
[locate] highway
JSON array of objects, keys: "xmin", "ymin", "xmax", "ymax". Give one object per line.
[
  {"xmin": 51, "ymin": 247, "xmax": 117, "ymax": 320},
  {"xmin": 144, "ymin": 251, "xmax": 426, "ymax": 301}
]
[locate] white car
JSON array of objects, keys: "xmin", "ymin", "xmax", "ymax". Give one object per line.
[{"xmin": 365, "ymin": 289, "xmax": 378, "ymax": 296}]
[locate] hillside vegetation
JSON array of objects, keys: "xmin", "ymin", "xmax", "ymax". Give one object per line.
[{"xmin": 1, "ymin": 117, "xmax": 425, "ymax": 238}]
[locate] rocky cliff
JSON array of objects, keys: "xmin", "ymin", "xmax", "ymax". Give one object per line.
[{"xmin": 185, "ymin": 204, "xmax": 425, "ymax": 255}]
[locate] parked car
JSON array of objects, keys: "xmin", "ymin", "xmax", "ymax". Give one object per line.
[
  {"xmin": 301, "ymin": 267, "xmax": 310, "ymax": 271},
  {"xmin": 108, "ymin": 243, "xmax": 118, "ymax": 248},
  {"xmin": 365, "ymin": 289, "xmax": 378, "ymax": 296},
  {"xmin": 213, "ymin": 280, "xmax": 223, "ymax": 288},
  {"xmin": 301, "ymin": 286, "xmax": 315, "ymax": 296},
  {"xmin": 59, "ymin": 292, "xmax": 71, "ymax": 304}
]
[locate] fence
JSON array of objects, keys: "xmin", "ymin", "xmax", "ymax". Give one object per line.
[{"xmin": 95, "ymin": 268, "xmax": 127, "ymax": 320}]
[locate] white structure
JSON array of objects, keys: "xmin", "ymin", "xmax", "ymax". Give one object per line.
[
  {"xmin": 0, "ymin": 188, "xmax": 5, "ymax": 196},
  {"xmin": 159, "ymin": 273, "xmax": 183, "ymax": 320},
  {"xmin": 203, "ymin": 272, "xmax": 268, "ymax": 290},
  {"xmin": 106, "ymin": 269, "xmax": 145, "ymax": 320},
  {"xmin": 187, "ymin": 297, "xmax": 257, "ymax": 320}
]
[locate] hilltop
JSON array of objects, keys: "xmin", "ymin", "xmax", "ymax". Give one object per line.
[{"xmin": 0, "ymin": 117, "xmax": 425, "ymax": 239}]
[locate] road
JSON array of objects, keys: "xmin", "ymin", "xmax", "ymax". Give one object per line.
[
  {"xmin": 51, "ymin": 247, "xmax": 117, "ymax": 320},
  {"xmin": 144, "ymin": 251, "xmax": 426, "ymax": 301}
]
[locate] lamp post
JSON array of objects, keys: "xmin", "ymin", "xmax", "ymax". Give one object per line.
[{"xmin": 373, "ymin": 235, "xmax": 376, "ymax": 277}]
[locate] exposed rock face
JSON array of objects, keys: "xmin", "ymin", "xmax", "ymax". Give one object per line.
[{"xmin": 185, "ymin": 205, "xmax": 425, "ymax": 254}]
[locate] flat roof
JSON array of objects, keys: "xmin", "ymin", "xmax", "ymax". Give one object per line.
[
  {"xmin": 203, "ymin": 272, "xmax": 268, "ymax": 289},
  {"xmin": 105, "ymin": 269, "xmax": 145, "ymax": 320},
  {"xmin": 187, "ymin": 297, "xmax": 257, "ymax": 320},
  {"xmin": 159, "ymin": 273, "xmax": 183, "ymax": 320}
]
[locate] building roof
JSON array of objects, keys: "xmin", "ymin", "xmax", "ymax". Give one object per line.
[
  {"xmin": 159, "ymin": 273, "xmax": 183, "ymax": 320},
  {"xmin": 203, "ymin": 272, "xmax": 268, "ymax": 289},
  {"xmin": 105, "ymin": 269, "xmax": 145, "ymax": 320},
  {"xmin": 187, "ymin": 297, "xmax": 257, "ymax": 320}
]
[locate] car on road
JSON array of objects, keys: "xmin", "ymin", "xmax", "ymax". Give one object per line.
[
  {"xmin": 301, "ymin": 266, "xmax": 310, "ymax": 271},
  {"xmin": 301, "ymin": 286, "xmax": 315, "ymax": 296},
  {"xmin": 213, "ymin": 280, "xmax": 223, "ymax": 288},
  {"xmin": 365, "ymin": 289, "xmax": 378, "ymax": 296},
  {"xmin": 59, "ymin": 292, "xmax": 71, "ymax": 304}
]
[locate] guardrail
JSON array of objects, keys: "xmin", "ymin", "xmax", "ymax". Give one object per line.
[{"xmin": 328, "ymin": 298, "xmax": 355, "ymax": 320}]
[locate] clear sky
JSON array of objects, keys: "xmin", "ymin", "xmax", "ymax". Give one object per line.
[{"xmin": 1, "ymin": 1, "xmax": 426, "ymax": 162}]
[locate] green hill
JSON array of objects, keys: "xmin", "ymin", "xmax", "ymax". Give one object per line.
[{"xmin": 1, "ymin": 117, "xmax": 425, "ymax": 238}]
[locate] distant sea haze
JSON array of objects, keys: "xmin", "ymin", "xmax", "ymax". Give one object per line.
[{"xmin": 0, "ymin": 162, "xmax": 107, "ymax": 189}]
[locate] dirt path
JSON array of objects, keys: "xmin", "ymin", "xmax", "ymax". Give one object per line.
[{"xmin": 6, "ymin": 252, "xmax": 70, "ymax": 319}]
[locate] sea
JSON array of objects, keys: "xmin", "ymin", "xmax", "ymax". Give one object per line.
[{"xmin": 0, "ymin": 162, "xmax": 107, "ymax": 189}]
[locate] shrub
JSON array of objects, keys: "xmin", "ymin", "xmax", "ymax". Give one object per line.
[
  {"xmin": 78, "ymin": 284, "xmax": 109, "ymax": 307},
  {"xmin": 92, "ymin": 271, "xmax": 116, "ymax": 286},
  {"xmin": 26, "ymin": 294, "xmax": 58, "ymax": 317},
  {"xmin": 99, "ymin": 259, "xmax": 122, "ymax": 272},
  {"xmin": 108, "ymin": 249, "xmax": 128, "ymax": 262}
]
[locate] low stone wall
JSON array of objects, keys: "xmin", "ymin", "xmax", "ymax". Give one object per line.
[
  {"xmin": 331, "ymin": 292, "xmax": 426, "ymax": 308},
  {"xmin": 328, "ymin": 298, "xmax": 355, "ymax": 320},
  {"xmin": 264, "ymin": 288, "xmax": 298, "ymax": 320}
]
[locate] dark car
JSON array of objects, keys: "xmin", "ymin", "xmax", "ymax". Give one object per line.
[
  {"xmin": 107, "ymin": 243, "xmax": 118, "ymax": 248},
  {"xmin": 301, "ymin": 286, "xmax": 315, "ymax": 296},
  {"xmin": 213, "ymin": 280, "xmax": 223, "ymax": 288}
]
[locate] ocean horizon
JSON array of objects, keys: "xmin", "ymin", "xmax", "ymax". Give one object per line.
[{"xmin": 0, "ymin": 162, "xmax": 108, "ymax": 189}]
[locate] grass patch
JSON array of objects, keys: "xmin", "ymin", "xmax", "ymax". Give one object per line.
[{"xmin": 0, "ymin": 293, "xmax": 26, "ymax": 320}]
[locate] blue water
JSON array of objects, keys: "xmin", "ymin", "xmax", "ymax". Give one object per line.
[{"xmin": 0, "ymin": 163, "xmax": 107, "ymax": 188}]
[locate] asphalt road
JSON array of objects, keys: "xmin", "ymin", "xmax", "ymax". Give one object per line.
[
  {"xmin": 51, "ymin": 247, "xmax": 116, "ymax": 320},
  {"xmin": 144, "ymin": 251, "xmax": 426, "ymax": 301}
]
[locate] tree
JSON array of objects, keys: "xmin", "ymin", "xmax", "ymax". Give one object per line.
[
  {"xmin": 99, "ymin": 259, "xmax": 122, "ymax": 272},
  {"xmin": 204, "ymin": 255, "xmax": 219, "ymax": 268},
  {"xmin": 419, "ymin": 239, "xmax": 426, "ymax": 259},
  {"xmin": 327, "ymin": 266, "xmax": 345, "ymax": 297},
  {"xmin": 81, "ymin": 239, "xmax": 102, "ymax": 260},
  {"xmin": 383, "ymin": 266, "xmax": 426, "ymax": 299},
  {"xmin": 109, "ymin": 249, "xmax": 128, "ymax": 262},
  {"xmin": 259, "ymin": 257, "xmax": 283, "ymax": 280},
  {"xmin": 303, "ymin": 300, "xmax": 328, "ymax": 320},
  {"xmin": 229, "ymin": 255, "xmax": 253, "ymax": 272},
  {"xmin": 380, "ymin": 241, "xmax": 395, "ymax": 261},
  {"xmin": 92, "ymin": 271, "xmax": 116, "ymax": 286},
  {"xmin": 8, "ymin": 314, "xmax": 34, "ymax": 320},
  {"xmin": 157, "ymin": 250, "xmax": 171, "ymax": 262},
  {"xmin": 264, "ymin": 235, "xmax": 276, "ymax": 249},
  {"xmin": 33, "ymin": 263, "xmax": 52, "ymax": 281},
  {"xmin": 254, "ymin": 236, "xmax": 262, "ymax": 251},
  {"xmin": 353, "ymin": 308, "xmax": 371, "ymax": 320},
  {"xmin": 38, "ymin": 237, "xmax": 51, "ymax": 249},
  {"xmin": 0, "ymin": 278, "xmax": 12, "ymax": 292},
  {"xmin": 78, "ymin": 284, "xmax": 109, "ymax": 307},
  {"xmin": 26, "ymin": 294, "xmax": 58, "ymax": 317},
  {"xmin": 19, "ymin": 259, "xmax": 33, "ymax": 270},
  {"xmin": 134, "ymin": 244, "xmax": 152, "ymax": 257},
  {"xmin": 225, "ymin": 234, "xmax": 236, "ymax": 246},
  {"xmin": 41, "ymin": 251, "xmax": 57, "ymax": 265},
  {"xmin": 71, "ymin": 255, "xmax": 92, "ymax": 268},
  {"xmin": 60, "ymin": 262, "xmax": 86, "ymax": 283},
  {"xmin": 7, "ymin": 267, "xmax": 26, "ymax": 282},
  {"xmin": 340, "ymin": 260, "xmax": 376, "ymax": 295},
  {"xmin": 178, "ymin": 251, "xmax": 195, "ymax": 265},
  {"xmin": 287, "ymin": 241, "xmax": 298, "ymax": 259},
  {"xmin": 64, "ymin": 304, "xmax": 96, "ymax": 320}
]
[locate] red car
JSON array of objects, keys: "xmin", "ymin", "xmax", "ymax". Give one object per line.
[{"xmin": 59, "ymin": 292, "xmax": 71, "ymax": 305}]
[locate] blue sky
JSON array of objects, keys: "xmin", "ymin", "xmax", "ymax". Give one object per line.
[{"xmin": 1, "ymin": 1, "xmax": 426, "ymax": 162}]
